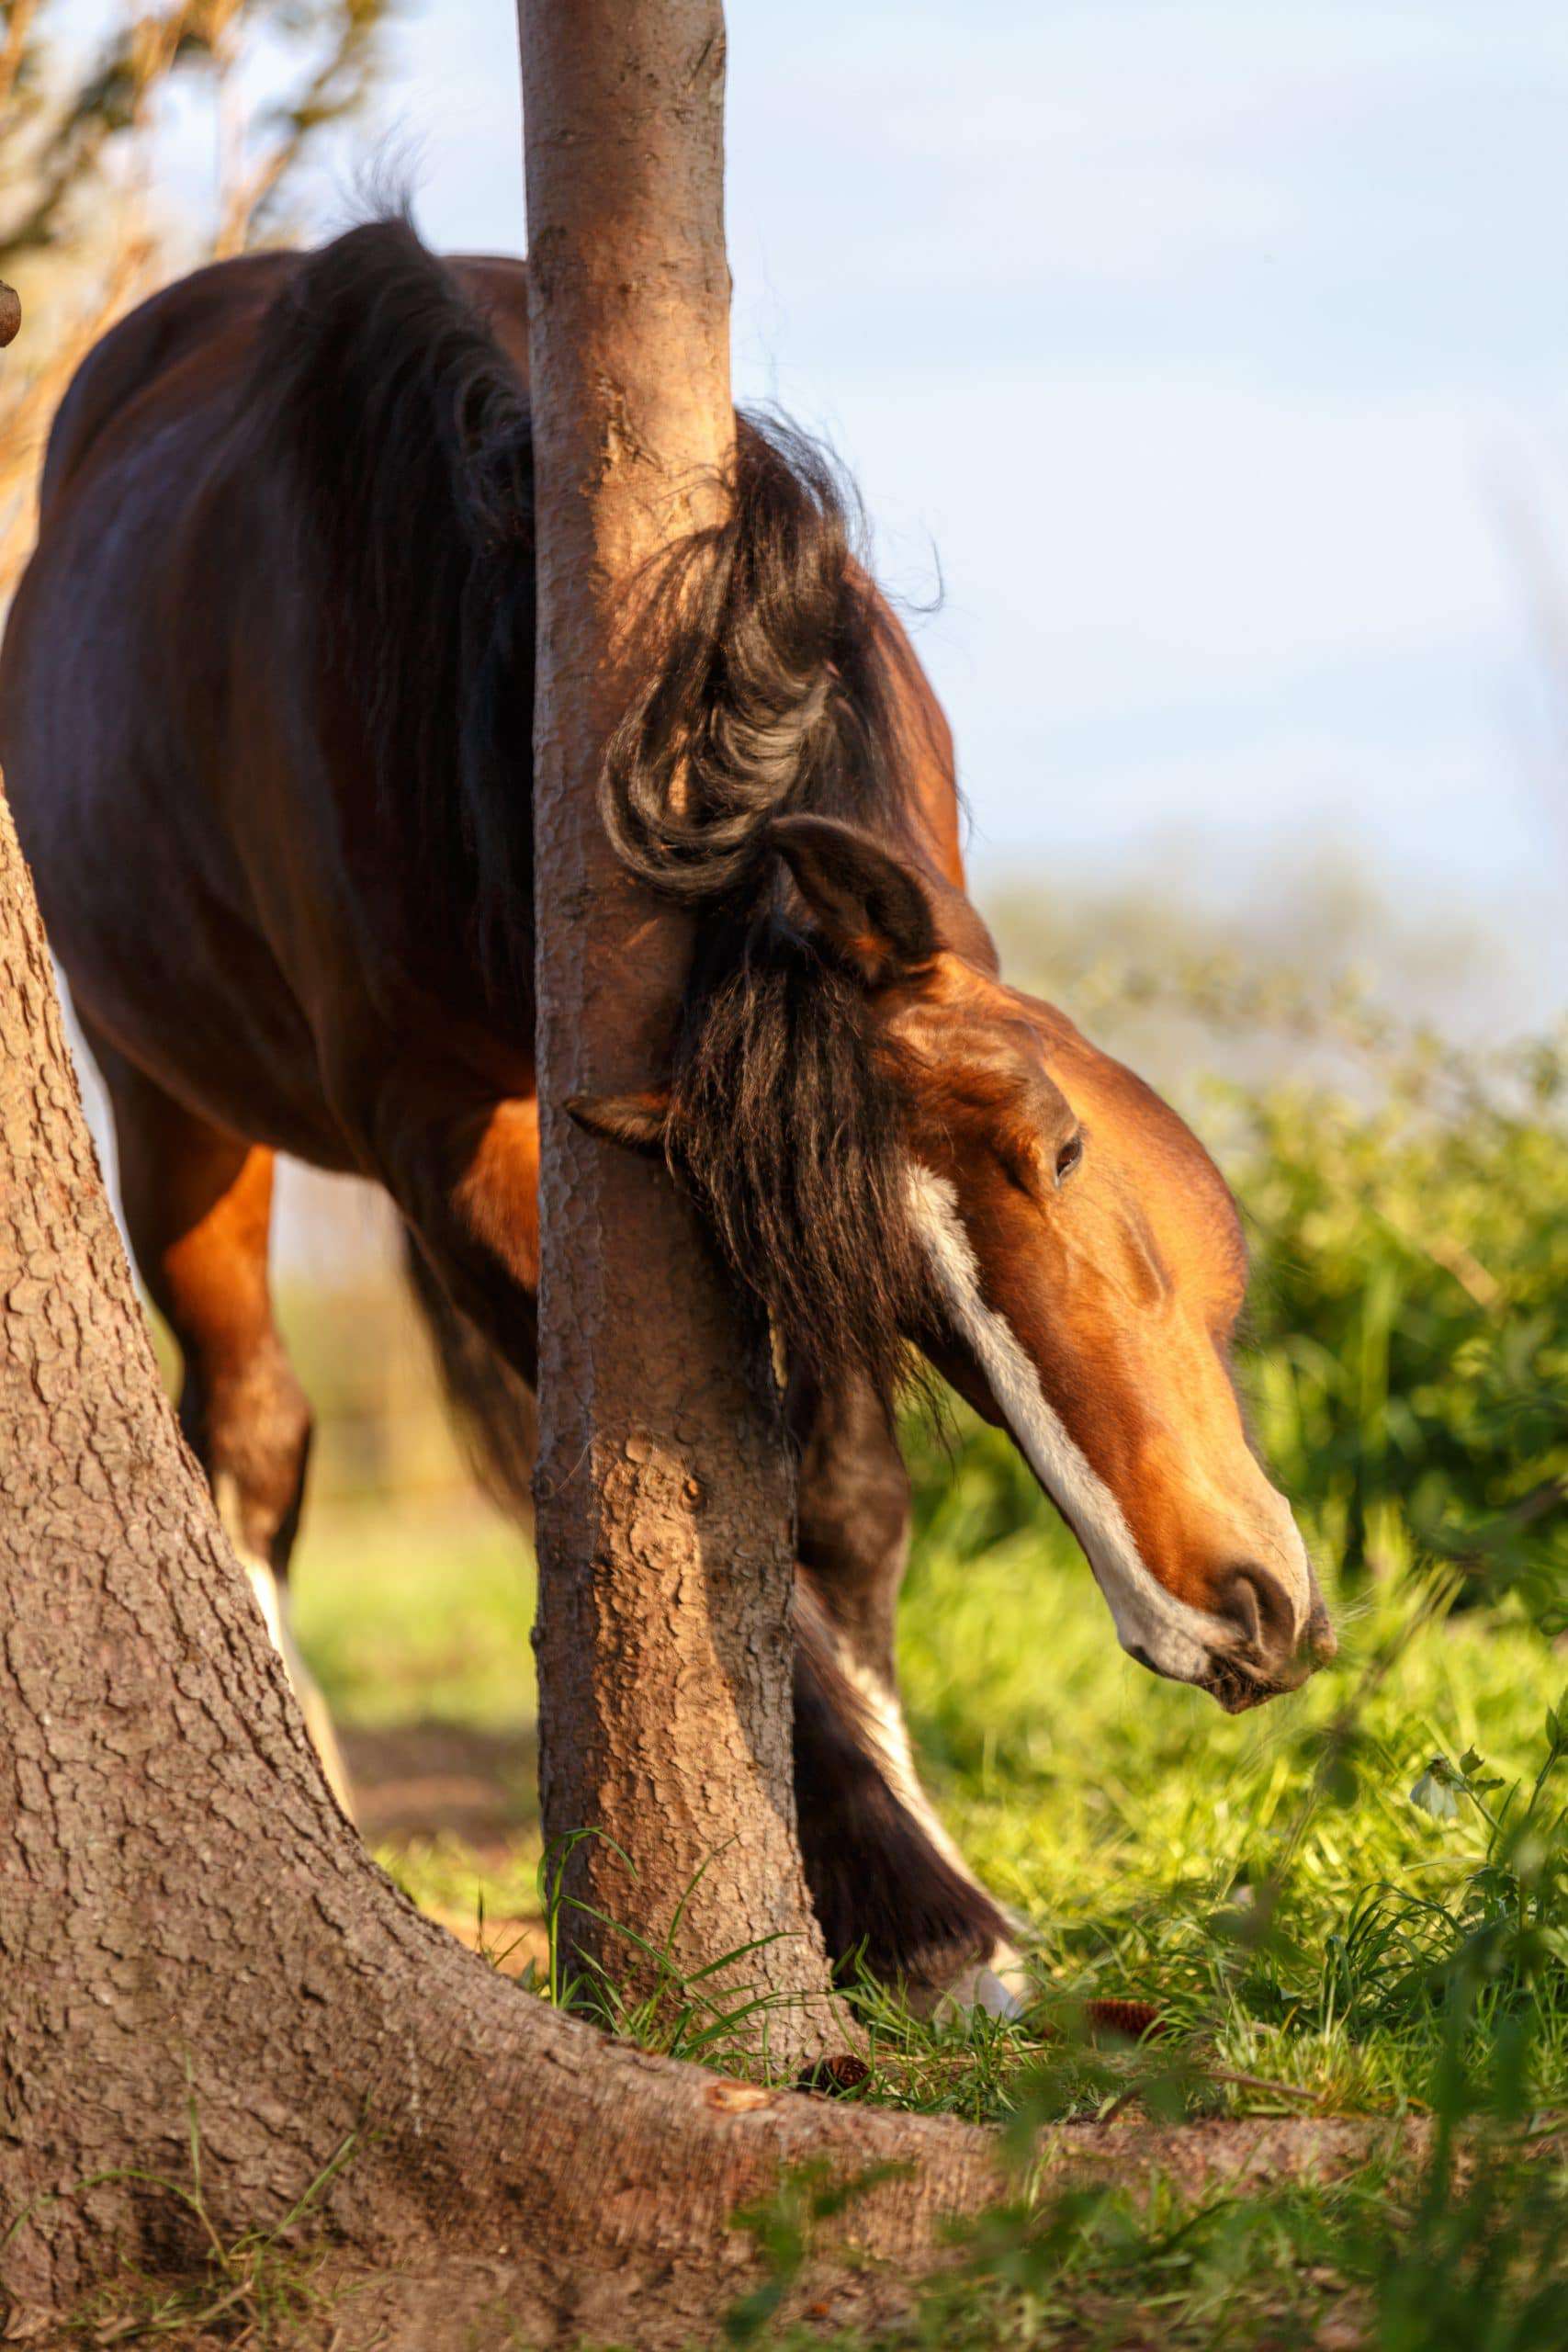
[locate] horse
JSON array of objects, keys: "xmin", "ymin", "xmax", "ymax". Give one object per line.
[{"xmin": 0, "ymin": 217, "xmax": 1334, "ymax": 2013}]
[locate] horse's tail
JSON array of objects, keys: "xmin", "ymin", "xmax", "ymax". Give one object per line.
[
  {"xmin": 599, "ymin": 416, "xmax": 931, "ymax": 910},
  {"xmin": 400, "ymin": 1230, "xmax": 536, "ymax": 1532}
]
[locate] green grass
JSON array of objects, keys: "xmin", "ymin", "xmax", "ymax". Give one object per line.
[
  {"xmin": 293, "ymin": 1488, "xmax": 535, "ymax": 1733},
  {"xmin": 717, "ymin": 2135, "xmax": 1568, "ymax": 2351},
  {"xmin": 281, "ymin": 1342, "xmax": 1568, "ymax": 2346},
  {"xmin": 903, "ymin": 1514, "xmax": 1568, "ymax": 2113},
  {"xmin": 291, "ymin": 1442, "xmax": 1567, "ymax": 2091}
]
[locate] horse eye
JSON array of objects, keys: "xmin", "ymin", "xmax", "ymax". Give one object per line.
[{"xmin": 1055, "ymin": 1132, "xmax": 1084, "ymax": 1186}]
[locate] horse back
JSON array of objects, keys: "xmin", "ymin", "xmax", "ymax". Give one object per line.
[
  {"xmin": 2, "ymin": 226, "xmax": 957, "ymax": 1176},
  {"xmin": 39, "ymin": 252, "xmax": 299, "ymax": 520},
  {"xmin": 41, "ymin": 249, "xmax": 530, "ymax": 507},
  {"xmin": 4, "ymin": 241, "xmax": 547, "ymax": 1163}
]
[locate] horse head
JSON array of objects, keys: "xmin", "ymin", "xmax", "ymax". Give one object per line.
[{"xmin": 573, "ymin": 813, "xmax": 1334, "ymax": 1713}]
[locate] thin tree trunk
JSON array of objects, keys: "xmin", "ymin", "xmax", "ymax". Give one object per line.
[
  {"xmin": 0, "ymin": 782, "xmax": 1010, "ymax": 2340},
  {"xmin": 522, "ymin": 0, "xmax": 840, "ymax": 2048}
]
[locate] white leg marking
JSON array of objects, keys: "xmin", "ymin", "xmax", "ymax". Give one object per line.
[
  {"xmin": 904, "ymin": 1162, "xmax": 1229, "ymax": 1686},
  {"xmin": 819, "ymin": 1622, "xmax": 1030, "ymax": 2015},
  {"xmin": 218, "ymin": 1477, "xmax": 354, "ymax": 1815},
  {"xmin": 831, "ymin": 1643, "xmax": 971, "ymax": 1876},
  {"xmin": 243, "ymin": 1555, "xmax": 310, "ymax": 1695}
]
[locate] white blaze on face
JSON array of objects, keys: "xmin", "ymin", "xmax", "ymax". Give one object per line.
[{"xmin": 903, "ymin": 1161, "xmax": 1231, "ymax": 1686}]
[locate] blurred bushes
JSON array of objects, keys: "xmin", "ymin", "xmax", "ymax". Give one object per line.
[{"xmin": 1235, "ymin": 1023, "xmax": 1568, "ymax": 1622}]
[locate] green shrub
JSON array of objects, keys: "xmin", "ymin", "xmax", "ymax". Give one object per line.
[{"xmin": 1232, "ymin": 1030, "xmax": 1568, "ymax": 1621}]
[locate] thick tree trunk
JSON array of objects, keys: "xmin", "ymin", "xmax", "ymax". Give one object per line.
[
  {"xmin": 522, "ymin": 1, "xmax": 839, "ymax": 2045},
  {"xmin": 0, "ymin": 783, "xmax": 1010, "ymax": 2339}
]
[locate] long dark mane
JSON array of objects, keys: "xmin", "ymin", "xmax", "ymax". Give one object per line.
[
  {"xmin": 253, "ymin": 214, "xmax": 537, "ymax": 1008},
  {"xmin": 257, "ymin": 215, "xmax": 951, "ymax": 1408}
]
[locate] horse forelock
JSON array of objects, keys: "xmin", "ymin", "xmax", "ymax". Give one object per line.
[
  {"xmin": 665, "ymin": 921, "xmax": 930, "ymax": 1415},
  {"xmin": 592, "ymin": 386, "xmax": 958, "ymax": 1409}
]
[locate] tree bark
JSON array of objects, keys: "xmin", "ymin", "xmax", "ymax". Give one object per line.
[
  {"xmin": 0, "ymin": 781, "xmax": 1010, "ymax": 2338},
  {"xmin": 522, "ymin": 0, "xmax": 839, "ymax": 2047}
]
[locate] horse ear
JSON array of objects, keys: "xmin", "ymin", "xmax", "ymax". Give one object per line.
[
  {"xmin": 565, "ymin": 1089, "xmax": 670, "ymax": 1154},
  {"xmin": 768, "ymin": 814, "xmax": 938, "ymax": 986}
]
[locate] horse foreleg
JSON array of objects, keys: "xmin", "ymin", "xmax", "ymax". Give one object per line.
[
  {"xmin": 371, "ymin": 1080, "xmax": 541, "ymax": 1371},
  {"xmin": 90, "ymin": 1031, "xmax": 350, "ymax": 1810},
  {"xmin": 368, "ymin": 1077, "xmax": 543, "ymax": 1514},
  {"xmin": 792, "ymin": 1370, "xmax": 1026, "ymax": 2015}
]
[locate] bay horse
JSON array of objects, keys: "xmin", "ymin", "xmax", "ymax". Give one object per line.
[{"xmin": 0, "ymin": 219, "xmax": 1333, "ymax": 2012}]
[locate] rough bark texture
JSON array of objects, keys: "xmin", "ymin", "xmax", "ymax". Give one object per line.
[
  {"xmin": 522, "ymin": 0, "xmax": 839, "ymax": 2042},
  {"xmin": 0, "ymin": 782, "xmax": 1012, "ymax": 2337}
]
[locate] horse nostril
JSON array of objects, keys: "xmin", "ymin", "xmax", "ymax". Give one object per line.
[
  {"xmin": 1218, "ymin": 1565, "xmax": 1295, "ymax": 1662},
  {"xmin": 1306, "ymin": 1602, "xmax": 1338, "ymax": 1665}
]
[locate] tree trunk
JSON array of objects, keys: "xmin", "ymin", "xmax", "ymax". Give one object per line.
[
  {"xmin": 523, "ymin": 0, "xmax": 839, "ymax": 2046},
  {"xmin": 0, "ymin": 781, "xmax": 1010, "ymax": 2340}
]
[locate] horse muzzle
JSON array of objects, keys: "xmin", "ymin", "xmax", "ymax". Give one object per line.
[
  {"xmin": 1126, "ymin": 1564, "xmax": 1337, "ymax": 1712},
  {"xmin": 1200, "ymin": 1574, "xmax": 1337, "ymax": 1712}
]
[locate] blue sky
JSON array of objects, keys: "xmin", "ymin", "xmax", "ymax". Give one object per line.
[
  {"xmin": 118, "ymin": 2, "xmax": 1568, "ymax": 996},
  {"xmin": 363, "ymin": 2, "xmax": 1568, "ymax": 968}
]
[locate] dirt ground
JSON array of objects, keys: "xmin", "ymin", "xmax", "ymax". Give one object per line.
[{"xmin": 343, "ymin": 1723, "xmax": 550, "ymax": 1978}]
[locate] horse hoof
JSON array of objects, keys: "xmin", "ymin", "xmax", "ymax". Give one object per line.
[
  {"xmin": 966, "ymin": 1965, "xmax": 1026, "ymax": 2021},
  {"xmin": 907, "ymin": 1940, "xmax": 1031, "ymax": 2025}
]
